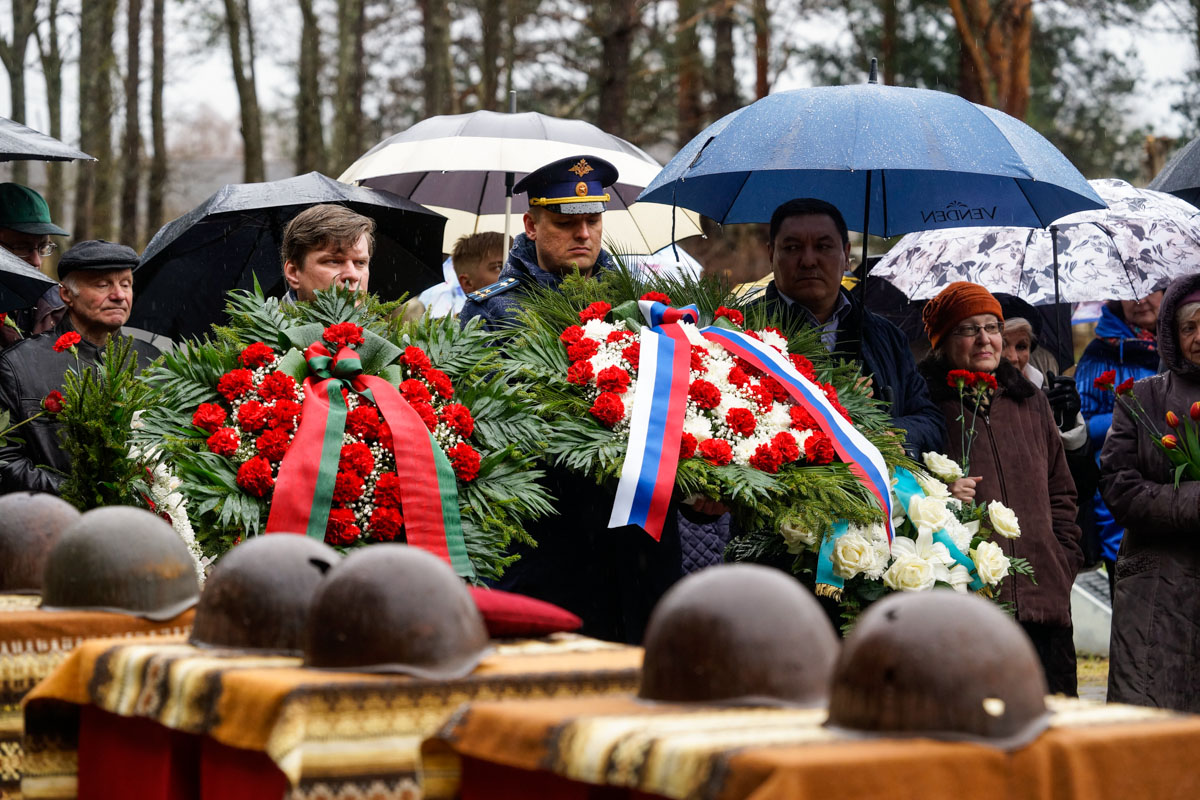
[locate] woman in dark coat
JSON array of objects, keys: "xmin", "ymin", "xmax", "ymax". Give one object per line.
[
  {"xmin": 1100, "ymin": 273, "xmax": 1200, "ymax": 712},
  {"xmin": 920, "ymin": 282, "xmax": 1083, "ymax": 696}
]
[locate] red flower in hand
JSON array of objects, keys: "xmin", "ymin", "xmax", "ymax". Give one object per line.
[
  {"xmin": 53, "ymin": 332, "xmax": 81, "ymax": 352},
  {"xmin": 973, "ymin": 372, "xmax": 998, "ymax": 392},
  {"xmin": 579, "ymin": 301, "xmax": 611, "ymax": 322},
  {"xmin": 323, "ymin": 322, "xmax": 365, "ymax": 348},
  {"xmin": 41, "ymin": 391, "xmax": 64, "ymax": 414},
  {"xmin": 236, "ymin": 456, "xmax": 275, "ymax": 497},
  {"xmin": 1093, "ymin": 370, "xmax": 1117, "ymax": 391},
  {"xmin": 947, "ymin": 369, "xmax": 975, "ymax": 389},
  {"xmin": 191, "ymin": 402, "xmax": 227, "ymax": 433},
  {"xmin": 1115, "ymin": 378, "xmax": 1135, "ymax": 395},
  {"xmin": 448, "ymin": 442, "xmax": 482, "ymax": 482}
]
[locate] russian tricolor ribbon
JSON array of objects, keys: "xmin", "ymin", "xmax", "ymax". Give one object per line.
[{"xmin": 265, "ymin": 341, "xmax": 475, "ymax": 578}]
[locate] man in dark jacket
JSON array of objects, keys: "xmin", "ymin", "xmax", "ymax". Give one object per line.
[
  {"xmin": 0, "ymin": 241, "xmax": 160, "ymax": 494},
  {"xmin": 745, "ymin": 198, "xmax": 945, "ymax": 457},
  {"xmin": 0, "ymin": 183, "xmax": 69, "ymax": 348}
]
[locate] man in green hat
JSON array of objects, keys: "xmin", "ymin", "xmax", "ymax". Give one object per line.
[{"xmin": 0, "ymin": 183, "xmax": 69, "ymax": 347}]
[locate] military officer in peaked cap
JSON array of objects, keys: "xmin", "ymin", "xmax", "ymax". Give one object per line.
[{"xmin": 459, "ymin": 154, "xmax": 620, "ymax": 331}]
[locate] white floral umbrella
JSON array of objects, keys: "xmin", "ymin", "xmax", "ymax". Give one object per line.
[{"xmin": 871, "ymin": 179, "xmax": 1200, "ymax": 304}]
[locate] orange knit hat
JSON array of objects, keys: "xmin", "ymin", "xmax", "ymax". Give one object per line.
[{"xmin": 921, "ymin": 282, "xmax": 1004, "ymax": 351}]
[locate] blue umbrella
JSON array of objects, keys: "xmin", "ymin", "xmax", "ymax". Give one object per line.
[{"xmin": 639, "ymin": 63, "xmax": 1104, "ymax": 259}]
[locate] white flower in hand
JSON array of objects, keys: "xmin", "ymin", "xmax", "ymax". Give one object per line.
[
  {"xmin": 987, "ymin": 501, "xmax": 1021, "ymax": 538},
  {"xmin": 922, "ymin": 451, "xmax": 964, "ymax": 482},
  {"xmin": 832, "ymin": 531, "xmax": 876, "ymax": 579},
  {"xmin": 972, "ymin": 541, "xmax": 1011, "ymax": 586},
  {"xmin": 883, "ymin": 553, "xmax": 937, "ymax": 592}
]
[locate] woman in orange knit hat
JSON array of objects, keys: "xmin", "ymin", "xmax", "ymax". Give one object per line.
[{"xmin": 919, "ymin": 281, "xmax": 1083, "ymax": 696}]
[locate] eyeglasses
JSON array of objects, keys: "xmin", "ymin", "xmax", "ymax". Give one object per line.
[
  {"xmin": 951, "ymin": 322, "xmax": 1002, "ymax": 338},
  {"xmin": 1, "ymin": 242, "xmax": 57, "ymax": 258}
]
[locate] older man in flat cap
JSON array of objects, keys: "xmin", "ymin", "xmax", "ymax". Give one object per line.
[{"xmin": 0, "ymin": 240, "xmax": 160, "ymax": 494}]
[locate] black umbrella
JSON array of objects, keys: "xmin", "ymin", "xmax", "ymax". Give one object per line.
[
  {"xmin": 0, "ymin": 116, "xmax": 94, "ymax": 162},
  {"xmin": 130, "ymin": 172, "xmax": 446, "ymax": 340},
  {"xmin": 1148, "ymin": 135, "xmax": 1200, "ymax": 206},
  {"xmin": 0, "ymin": 247, "xmax": 56, "ymax": 314}
]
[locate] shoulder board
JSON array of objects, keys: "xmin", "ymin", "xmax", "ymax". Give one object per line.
[{"xmin": 467, "ymin": 276, "xmax": 520, "ymax": 303}]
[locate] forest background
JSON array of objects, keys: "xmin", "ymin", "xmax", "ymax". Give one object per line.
[{"xmin": 1, "ymin": 0, "xmax": 1198, "ymax": 284}]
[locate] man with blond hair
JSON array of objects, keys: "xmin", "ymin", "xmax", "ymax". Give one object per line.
[{"xmin": 419, "ymin": 231, "xmax": 506, "ymax": 318}]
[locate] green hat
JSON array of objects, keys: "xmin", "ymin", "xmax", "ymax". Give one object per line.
[{"xmin": 0, "ymin": 183, "xmax": 68, "ymax": 236}]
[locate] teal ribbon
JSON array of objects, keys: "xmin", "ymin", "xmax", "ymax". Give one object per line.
[
  {"xmin": 892, "ymin": 466, "xmax": 984, "ymax": 592},
  {"xmin": 815, "ymin": 520, "xmax": 850, "ymax": 598}
]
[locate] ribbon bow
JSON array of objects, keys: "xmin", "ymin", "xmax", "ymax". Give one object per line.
[{"xmin": 266, "ymin": 338, "xmax": 474, "ymax": 578}]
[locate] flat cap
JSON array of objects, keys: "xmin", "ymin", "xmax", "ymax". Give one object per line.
[{"xmin": 58, "ymin": 240, "xmax": 140, "ymax": 278}]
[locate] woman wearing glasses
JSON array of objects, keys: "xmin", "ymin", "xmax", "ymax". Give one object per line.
[{"xmin": 919, "ymin": 281, "xmax": 1083, "ymax": 696}]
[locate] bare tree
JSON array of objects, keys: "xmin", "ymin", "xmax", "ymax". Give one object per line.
[
  {"xmin": 34, "ymin": 0, "xmax": 66, "ymax": 224},
  {"xmin": 222, "ymin": 0, "xmax": 265, "ymax": 182},
  {"xmin": 332, "ymin": 0, "xmax": 366, "ymax": 171},
  {"xmin": 76, "ymin": 0, "xmax": 119, "ymax": 241},
  {"xmin": 419, "ymin": 0, "xmax": 454, "ymax": 116},
  {"xmin": 676, "ymin": 0, "xmax": 704, "ymax": 143},
  {"xmin": 710, "ymin": 0, "xmax": 739, "ymax": 118},
  {"xmin": 148, "ymin": 0, "xmax": 168, "ymax": 233},
  {"xmin": 121, "ymin": 0, "xmax": 144, "ymax": 245},
  {"xmin": 296, "ymin": 0, "xmax": 326, "ymax": 174},
  {"xmin": 0, "ymin": 0, "xmax": 38, "ymax": 185},
  {"xmin": 478, "ymin": 0, "xmax": 503, "ymax": 110},
  {"xmin": 594, "ymin": 0, "xmax": 638, "ymax": 138}
]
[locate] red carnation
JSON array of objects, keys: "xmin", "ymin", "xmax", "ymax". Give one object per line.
[
  {"xmin": 424, "ymin": 367, "xmax": 454, "ymax": 399},
  {"xmin": 239, "ymin": 342, "xmax": 275, "ymax": 368},
  {"xmin": 596, "ymin": 365, "xmax": 631, "ymax": 394},
  {"xmin": 378, "ymin": 421, "xmax": 394, "ymax": 451},
  {"xmin": 1093, "ymin": 369, "xmax": 1117, "ymax": 391},
  {"xmin": 324, "ymin": 509, "xmax": 361, "ymax": 547},
  {"xmin": 772, "ymin": 431, "xmax": 801, "ymax": 462},
  {"xmin": 448, "ymin": 442, "xmax": 482, "ymax": 482},
  {"xmin": 735, "ymin": 357, "xmax": 761, "ymax": 377},
  {"xmin": 567, "ymin": 338, "xmax": 600, "ymax": 362},
  {"xmin": 973, "ymin": 372, "xmax": 999, "ymax": 392},
  {"xmin": 400, "ymin": 379, "xmax": 432, "ymax": 405},
  {"xmin": 560, "ymin": 325, "xmax": 585, "ymax": 344},
  {"xmin": 749, "ymin": 443, "xmax": 783, "ymax": 474},
  {"xmin": 255, "ymin": 428, "xmax": 291, "ymax": 462},
  {"xmin": 640, "ymin": 291, "xmax": 672, "ymax": 304},
  {"xmin": 340, "ymin": 441, "xmax": 375, "ymax": 477},
  {"xmin": 367, "ymin": 507, "xmax": 405, "ymax": 542},
  {"xmin": 698, "ymin": 438, "xmax": 733, "ymax": 466},
  {"xmin": 206, "ymin": 427, "xmax": 240, "ymax": 456},
  {"xmin": 401, "ymin": 346, "xmax": 432, "ymax": 370},
  {"xmin": 256, "ymin": 371, "xmax": 298, "ymax": 402},
  {"xmin": 235, "ymin": 456, "xmax": 275, "ymax": 497},
  {"xmin": 821, "ymin": 383, "xmax": 840, "ymax": 406},
  {"xmin": 790, "ymin": 405, "xmax": 818, "ymax": 431},
  {"xmin": 270, "ymin": 399, "xmax": 303, "ymax": 431},
  {"xmin": 621, "ymin": 342, "xmax": 640, "ymax": 369},
  {"xmin": 41, "ymin": 390, "xmax": 64, "ymax": 414},
  {"xmin": 579, "ymin": 301, "xmax": 611, "ymax": 322},
  {"xmin": 833, "ymin": 401, "xmax": 852, "ymax": 422},
  {"xmin": 590, "ymin": 391, "xmax": 625, "ymax": 428},
  {"xmin": 947, "ymin": 369, "xmax": 976, "ymax": 389},
  {"xmin": 346, "ymin": 405, "xmax": 381, "ymax": 441},
  {"xmin": 805, "ymin": 431, "xmax": 835, "ymax": 465},
  {"xmin": 373, "ymin": 472, "xmax": 403, "ymax": 508},
  {"xmin": 725, "ymin": 407, "xmax": 757, "ymax": 436},
  {"xmin": 760, "ymin": 376, "xmax": 789, "ymax": 402},
  {"xmin": 567, "ymin": 360, "xmax": 594, "ymax": 385},
  {"xmin": 439, "ymin": 403, "xmax": 475, "ymax": 438},
  {"xmin": 713, "ymin": 306, "xmax": 744, "ymax": 326},
  {"xmin": 606, "ymin": 330, "xmax": 633, "ymax": 344},
  {"xmin": 412, "ymin": 401, "xmax": 438, "ymax": 431},
  {"xmin": 727, "ymin": 366, "xmax": 751, "ymax": 387},
  {"xmin": 332, "ymin": 470, "xmax": 365, "ymax": 505},
  {"xmin": 217, "ymin": 369, "xmax": 254, "ymax": 401},
  {"xmin": 688, "ymin": 379, "xmax": 721, "ymax": 410},
  {"xmin": 52, "ymin": 332, "xmax": 81, "ymax": 352},
  {"xmin": 689, "ymin": 346, "xmax": 709, "ymax": 373},
  {"xmin": 679, "ymin": 432, "xmax": 698, "ymax": 459},
  {"xmin": 789, "ymin": 353, "xmax": 818, "ymax": 381},
  {"xmin": 749, "ymin": 384, "xmax": 775, "ymax": 412},
  {"xmin": 192, "ymin": 403, "xmax": 227, "ymax": 433},
  {"xmin": 323, "ymin": 322, "xmax": 365, "ymax": 348},
  {"xmin": 1115, "ymin": 377, "xmax": 1135, "ymax": 395},
  {"xmin": 236, "ymin": 400, "xmax": 270, "ymax": 432}
]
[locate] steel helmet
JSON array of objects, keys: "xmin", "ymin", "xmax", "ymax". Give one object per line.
[
  {"xmin": 0, "ymin": 492, "xmax": 80, "ymax": 593},
  {"xmin": 827, "ymin": 590, "xmax": 1050, "ymax": 748},
  {"xmin": 190, "ymin": 534, "xmax": 339, "ymax": 655},
  {"xmin": 40, "ymin": 506, "xmax": 200, "ymax": 620},
  {"xmin": 303, "ymin": 544, "xmax": 490, "ymax": 677},
  {"xmin": 639, "ymin": 563, "xmax": 839, "ymax": 706}
]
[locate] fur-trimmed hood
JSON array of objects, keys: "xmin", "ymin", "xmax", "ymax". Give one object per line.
[{"xmin": 1157, "ymin": 272, "xmax": 1200, "ymax": 380}]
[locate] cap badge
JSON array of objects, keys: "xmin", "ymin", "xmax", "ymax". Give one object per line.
[
  {"xmin": 575, "ymin": 181, "xmax": 588, "ymax": 197},
  {"xmin": 568, "ymin": 159, "xmax": 594, "ymax": 177}
]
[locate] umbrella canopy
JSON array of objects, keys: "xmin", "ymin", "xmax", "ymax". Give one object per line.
[
  {"xmin": 870, "ymin": 179, "xmax": 1200, "ymax": 304},
  {"xmin": 130, "ymin": 172, "xmax": 446, "ymax": 340},
  {"xmin": 338, "ymin": 110, "xmax": 703, "ymax": 254},
  {"xmin": 0, "ymin": 247, "xmax": 56, "ymax": 314},
  {"xmin": 637, "ymin": 78, "xmax": 1104, "ymax": 237},
  {"xmin": 1148, "ymin": 135, "xmax": 1200, "ymax": 206},
  {"xmin": 0, "ymin": 116, "xmax": 93, "ymax": 162}
]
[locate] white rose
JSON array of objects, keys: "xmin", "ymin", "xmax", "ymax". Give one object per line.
[
  {"xmin": 832, "ymin": 532, "xmax": 876, "ymax": 579},
  {"xmin": 922, "ymin": 451, "xmax": 964, "ymax": 482},
  {"xmin": 946, "ymin": 564, "xmax": 973, "ymax": 593},
  {"xmin": 883, "ymin": 553, "xmax": 937, "ymax": 592},
  {"xmin": 780, "ymin": 519, "xmax": 818, "ymax": 553},
  {"xmin": 987, "ymin": 501, "xmax": 1021, "ymax": 539},
  {"xmin": 907, "ymin": 495, "xmax": 952, "ymax": 534},
  {"xmin": 914, "ymin": 470, "xmax": 951, "ymax": 500},
  {"xmin": 972, "ymin": 541, "xmax": 1011, "ymax": 586}
]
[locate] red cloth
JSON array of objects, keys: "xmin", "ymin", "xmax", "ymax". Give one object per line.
[
  {"xmin": 200, "ymin": 737, "xmax": 289, "ymax": 800},
  {"xmin": 78, "ymin": 706, "xmax": 199, "ymax": 800},
  {"xmin": 468, "ymin": 586, "xmax": 582, "ymax": 637}
]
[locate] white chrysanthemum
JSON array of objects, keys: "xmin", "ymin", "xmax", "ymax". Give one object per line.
[
  {"xmin": 732, "ymin": 435, "xmax": 770, "ymax": 465},
  {"xmin": 763, "ymin": 403, "xmax": 793, "ymax": 433},
  {"xmin": 682, "ymin": 411, "xmax": 714, "ymax": 441},
  {"xmin": 942, "ymin": 515, "xmax": 973, "ymax": 552},
  {"xmin": 757, "ymin": 328, "xmax": 789, "ymax": 354},
  {"xmin": 792, "ymin": 428, "xmax": 814, "ymax": 458},
  {"xmin": 582, "ymin": 318, "xmax": 619, "ymax": 341},
  {"xmin": 705, "ymin": 353, "xmax": 734, "ymax": 385},
  {"xmin": 589, "ymin": 348, "xmax": 627, "ymax": 377}
]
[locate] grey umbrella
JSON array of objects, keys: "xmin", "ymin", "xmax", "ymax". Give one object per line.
[
  {"xmin": 1149, "ymin": 135, "xmax": 1200, "ymax": 206},
  {"xmin": 0, "ymin": 247, "xmax": 56, "ymax": 314},
  {"xmin": 0, "ymin": 116, "xmax": 93, "ymax": 162}
]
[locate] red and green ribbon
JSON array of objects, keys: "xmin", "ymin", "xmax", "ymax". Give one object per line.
[{"xmin": 265, "ymin": 341, "xmax": 474, "ymax": 578}]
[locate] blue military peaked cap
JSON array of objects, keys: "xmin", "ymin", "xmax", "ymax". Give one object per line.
[{"xmin": 514, "ymin": 155, "xmax": 619, "ymax": 215}]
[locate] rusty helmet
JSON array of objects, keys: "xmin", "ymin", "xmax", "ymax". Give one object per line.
[
  {"xmin": 827, "ymin": 590, "xmax": 1049, "ymax": 748},
  {"xmin": 303, "ymin": 544, "xmax": 490, "ymax": 677},
  {"xmin": 40, "ymin": 506, "xmax": 200, "ymax": 620},
  {"xmin": 638, "ymin": 563, "xmax": 839, "ymax": 706},
  {"xmin": 0, "ymin": 493, "xmax": 81, "ymax": 593},
  {"xmin": 190, "ymin": 534, "xmax": 340, "ymax": 655}
]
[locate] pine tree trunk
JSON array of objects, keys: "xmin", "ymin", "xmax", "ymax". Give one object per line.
[
  {"xmin": 0, "ymin": 0, "xmax": 37, "ymax": 186},
  {"xmin": 479, "ymin": 0, "xmax": 502, "ymax": 110},
  {"xmin": 36, "ymin": 0, "xmax": 65, "ymax": 226},
  {"xmin": 296, "ymin": 0, "xmax": 326, "ymax": 174},
  {"xmin": 881, "ymin": 0, "xmax": 897, "ymax": 86},
  {"xmin": 147, "ymin": 0, "xmax": 168, "ymax": 233},
  {"xmin": 753, "ymin": 0, "xmax": 769, "ymax": 99},
  {"xmin": 597, "ymin": 0, "xmax": 637, "ymax": 138},
  {"xmin": 332, "ymin": 0, "xmax": 366, "ymax": 172},
  {"xmin": 675, "ymin": 0, "xmax": 704, "ymax": 144},
  {"xmin": 420, "ymin": 0, "xmax": 454, "ymax": 117},
  {"xmin": 711, "ymin": 0, "xmax": 738, "ymax": 118},
  {"xmin": 1007, "ymin": 0, "xmax": 1032, "ymax": 119},
  {"xmin": 120, "ymin": 0, "xmax": 143, "ymax": 246},
  {"xmin": 222, "ymin": 0, "xmax": 265, "ymax": 183},
  {"xmin": 75, "ymin": 0, "xmax": 118, "ymax": 241}
]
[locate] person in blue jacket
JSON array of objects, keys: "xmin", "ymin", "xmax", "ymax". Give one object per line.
[{"xmin": 1075, "ymin": 290, "xmax": 1163, "ymax": 595}]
